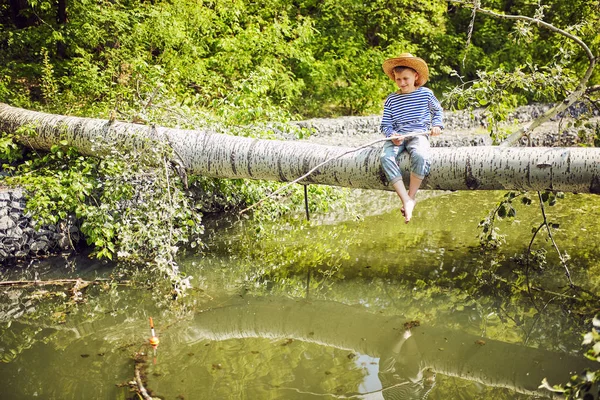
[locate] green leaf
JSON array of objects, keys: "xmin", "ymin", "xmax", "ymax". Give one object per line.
[{"xmin": 498, "ymin": 204, "xmax": 507, "ymax": 218}]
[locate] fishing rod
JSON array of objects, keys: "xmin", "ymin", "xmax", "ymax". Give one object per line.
[{"xmin": 239, "ymin": 130, "xmax": 432, "ymax": 214}]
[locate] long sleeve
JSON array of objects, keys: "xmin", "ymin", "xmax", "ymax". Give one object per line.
[
  {"xmin": 429, "ymin": 93, "xmax": 444, "ymax": 129},
  {"xmin": 380, "ymin": 98, "xmax": 396, "ymax": 137}
]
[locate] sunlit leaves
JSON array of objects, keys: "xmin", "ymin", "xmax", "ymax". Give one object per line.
[
  {"xmin": 558, "ymin": 322, "xmax": 600, "ymax": 398},
  {"xmin": 0, "ymin": 0, "xmax": 452, "ymax": 120},
  {"xmin": 0, "ymin": 129, "xmax": 205, "ymax": 293},
  {"xmin": 0, "ymin": 133, "xmax": 23, "ymax": 164},
  {"xmin": 443, "ymin": 65, "xmax": 577, "ymax": 141},
  {"xmin": 478, "ymin": 191, "xmax": 523, "ymax": 248}
]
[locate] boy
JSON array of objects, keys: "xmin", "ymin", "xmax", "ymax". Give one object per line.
[{"xmin": 380, "ymin": 53, "xmax": 444, "ymax": 223}]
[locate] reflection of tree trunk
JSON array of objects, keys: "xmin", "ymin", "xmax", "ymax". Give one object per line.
[
  {"xmin": 1, "ymin": 102, "xmax": 600, "ymax": 194},
  {"xmin": 172, "ymin": 297, "xmax": 596, "ymax": 397}
]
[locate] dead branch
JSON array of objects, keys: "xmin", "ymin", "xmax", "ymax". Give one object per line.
[
  {"xmin": 534, "ymin": 192, "xmax": 573, "ymax": 286},
  {"xmin": 0, "ymin": 278, "xmax": 108, "ymax": 287},
  {"xmin": 450, "ymin": 0, "xmax": 597, "ymax": 147},
  {"xmin": 134, "ymin": 359, "xmax": 154, "ymax": 400}
]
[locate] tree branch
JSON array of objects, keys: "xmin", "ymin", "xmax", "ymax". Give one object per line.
[
  {"xmin": 134, "ymin": 352, "xmax": 155, "ymax": 400},
  {"xmin": 536, "ymin": 192, "xmax": 573, "ymax": 286},
  {"xmin": 0, "ymin": 278, "xmax": 108, "ymax": 287},
  {"xmin": 450, "ymin": 0, "xmax": 597, "ymax": 147}
]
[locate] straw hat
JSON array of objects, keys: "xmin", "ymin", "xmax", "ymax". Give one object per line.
[{"xmin": 382, "ymin": 53, "xmax": 429, "ymax": 87}]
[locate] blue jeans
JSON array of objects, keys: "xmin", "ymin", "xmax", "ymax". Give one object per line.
[{"xmin": 380, "ymin": 135, "xmax": 431, "ymax": 184}]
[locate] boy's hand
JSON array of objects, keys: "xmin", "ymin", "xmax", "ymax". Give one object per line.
[
  {"xmin": 391, "ymin": 134, "xmax": 404, "ymax": 145},
  {"xmin": 431, "ymin": 126, "xmax": 442, "ymax": 136}
]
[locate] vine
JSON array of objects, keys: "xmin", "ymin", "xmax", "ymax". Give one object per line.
[{"xmin": 1, "ymin": 125, "xmax": 203, "ymax": 297}]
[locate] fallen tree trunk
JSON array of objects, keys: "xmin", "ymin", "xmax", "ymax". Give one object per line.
[{"xmin": 1, "ymin": 103, "xmax": 599, "ymax": 194}]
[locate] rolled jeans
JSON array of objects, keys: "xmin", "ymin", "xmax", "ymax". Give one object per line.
[{"xmin": 380, "ymin": 135, "xmax": 431, "ymax": 184}]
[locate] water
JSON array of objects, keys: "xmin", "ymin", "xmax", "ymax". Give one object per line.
[{"xmin": 0, "ymin": 190, "xmax": 599, "ymax": 400}]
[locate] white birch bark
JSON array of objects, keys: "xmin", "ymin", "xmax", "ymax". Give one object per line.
[{"xmin": 1, "ymin": 102, "xmax": 599, "ymax": 194}]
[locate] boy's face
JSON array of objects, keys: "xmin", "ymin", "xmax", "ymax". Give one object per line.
[{"xmin": 394, "ymin": 69, "xmax": 419, "ymax": 94}]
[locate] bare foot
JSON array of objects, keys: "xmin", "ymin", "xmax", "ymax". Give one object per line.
[
  {"xmin": 403, "ymin": 199, "xmax": 415, "ymax": 223},
  {"xmin": 401, "ymin": 207, "xmax": 405, "ymax": 217}
]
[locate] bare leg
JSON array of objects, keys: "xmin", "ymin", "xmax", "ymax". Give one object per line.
[
  {"xmin": 392, "ymin": 179, "xmax": 415, "ymax": 223},
  {"xmin": 392, "ymin": 173, "xmax": 424, "ymax": 223},
  {"xmin": 403, "ymin": 173, "xmax": 424, "ymax": 222},
  {"xmin": 408, "ymin": 173, "xmax": 423, "ymax": 200}
]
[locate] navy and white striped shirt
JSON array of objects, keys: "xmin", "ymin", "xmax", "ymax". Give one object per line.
[{"xmin": 380, "ymin": 87, "xmax": 444, "ymax": 137}]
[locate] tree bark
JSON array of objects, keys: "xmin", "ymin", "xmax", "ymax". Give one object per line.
[
  {"xmin": 56, "ymin": 0, "xmax": 68, "ymax": 58},
  {"xmin": 8, "ymin": 0, "xmax": 36, "ymax": 28},
  {"xmin": 1, "ymin": 102, "xmax": 599, "ymax": 195}
]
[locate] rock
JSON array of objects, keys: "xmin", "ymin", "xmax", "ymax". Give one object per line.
[
  {"xmin": 14, "ymin": 250, "xmax": 28, "ymax": 258},
  {"xmin": 0, "ymin": 215, "xmax": 16, "ymax": 230},
  {"xmin": 30, "ymin": 240, "xmax": 49, "ymax": 252},
  {"xmin": 57, "ymin": 234, "xmax": 71, "ymax": 249},
  {"xmin": 10, "ymin": 201, "xmax": 24, "ymax": 210},
  {"xmin": 0, "ymin": 188, "xmax": 82, "ymax": 264},
  {"xmin": 5, "ymin": 226, "xmax": 23, "ymax": 239}
]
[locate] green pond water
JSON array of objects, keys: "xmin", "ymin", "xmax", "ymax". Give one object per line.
[{"xmin": 1, "ymin": 190, "xmax": 599, "ymax": 400}]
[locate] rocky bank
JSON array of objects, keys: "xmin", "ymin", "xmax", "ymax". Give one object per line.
[{"xmin": 0, "ymin": 189, "xmax": 80, "ymax": 264}]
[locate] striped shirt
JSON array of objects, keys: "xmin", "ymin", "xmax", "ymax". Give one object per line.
[{"xmin": 380, "ymin": 87, "xmax": 444, "ymax": 137}]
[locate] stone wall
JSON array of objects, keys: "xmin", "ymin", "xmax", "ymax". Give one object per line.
[
  {"xmin": 292, "ymin": 103, "xmax": 599, "ymax": 147},
  {"xmin": 292, "ymin": 112, "xmax": 494, "ymax": 147},
  {"xmin": 293, "ymin": 104, "xmax": 556, "ymax": 137},
  {"xmin": 0, "ymin": 188, "xmax": 80, "ymax": 264}
]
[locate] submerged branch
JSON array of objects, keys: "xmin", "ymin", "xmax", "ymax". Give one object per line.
[
  {"xmin": 536, "ymin": 192, "xmax": 573, "ymax": 286},
  {"xmin": 0, "ymin": 278, "xmax": 109, "ymax": 287},
  {"xmin": 134, "ymin": 355, "xmax": 154, "ymax": 400}
]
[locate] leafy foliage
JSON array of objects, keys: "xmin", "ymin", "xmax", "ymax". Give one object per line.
[
  {"xmin": 0, "ymin": 128, "xmax": 205, "ymax": 293},
  {"xmin": 0, "ymin": 0, "xmax": 449, "ymax": 119},
  {"xmin": 552, "ymin": 315, "xmax": 600, "ymax": 399},
  {"xmin": 1, "ymin": 0, "xmax": 598, "ymax": 130}
]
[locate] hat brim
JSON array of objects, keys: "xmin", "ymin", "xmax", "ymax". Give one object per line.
[{"xmin": 382, "ymin": 57, "xmax": 429, "ymax": 87}]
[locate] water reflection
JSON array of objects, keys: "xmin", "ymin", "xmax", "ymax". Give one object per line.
[
  {"xmin": 0, "ymin": 191, "xmax": 599, "ymax": 399},
  {"xmin": 144, "ymin": 296, "xmax": 595, "ymax": 399}
]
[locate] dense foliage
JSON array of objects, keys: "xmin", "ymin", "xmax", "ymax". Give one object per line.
[{"xmin": 1, "ymin": 0, "xmax": 598, "ymax": 121}]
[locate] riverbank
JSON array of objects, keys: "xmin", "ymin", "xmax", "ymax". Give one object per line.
[
  {"xmin": 0, "ymin": 188, "xmax": 79, "ymax": 264},
  {"xmin": 295, "ymin": 102, "xmax": 599, "ymax": 147}
]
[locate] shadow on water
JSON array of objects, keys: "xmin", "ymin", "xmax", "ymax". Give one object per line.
[{"xmin": 0, "ymin": 190, "xmax": 599, "ymax": 399}]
